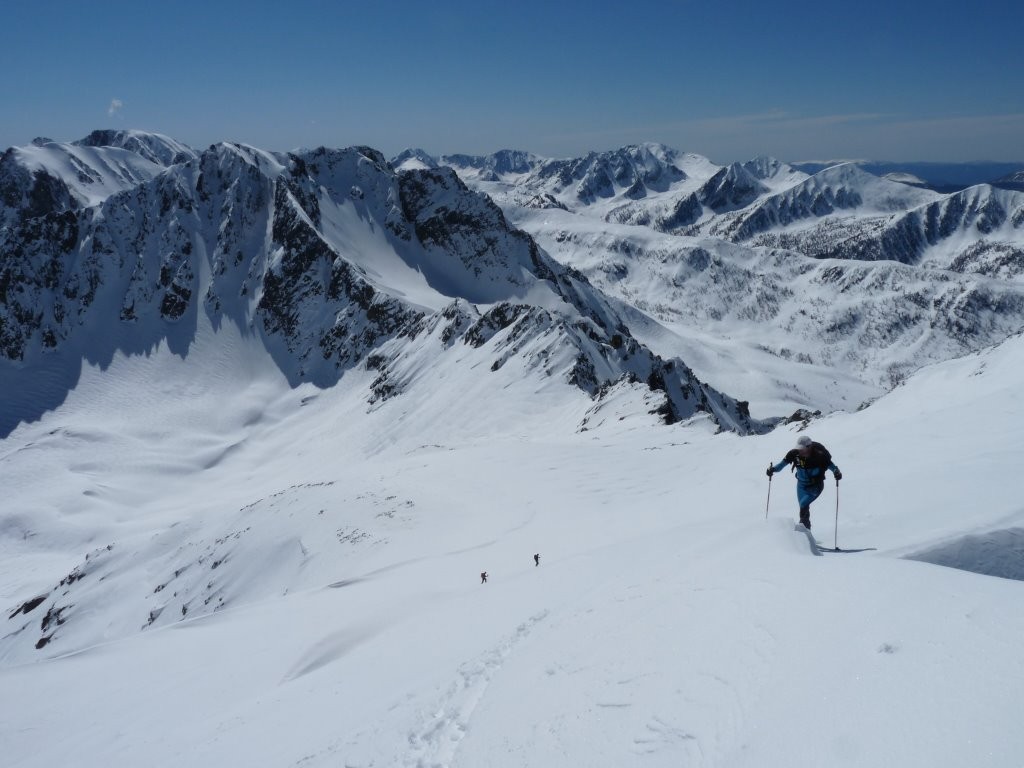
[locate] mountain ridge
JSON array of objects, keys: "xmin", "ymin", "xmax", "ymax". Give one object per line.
[
  {"xmin": 0, "ymin": 133, "xmax": 761, "ymax": 437},
  {"xmin": 4, "ymin": 130, "xmax": 1024, "ymax": 432}
]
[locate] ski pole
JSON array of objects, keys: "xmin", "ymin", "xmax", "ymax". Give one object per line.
[
  {"xmin": 833, "ymin": 478, "xmax": 840, "ymax": 550},
  {"xmin": 764, "ymin": 465, "xmax": 773, "ymax": 519}
]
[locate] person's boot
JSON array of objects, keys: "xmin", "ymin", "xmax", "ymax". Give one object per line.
[{"xmin": 799, "ymin": 508, "xmax": 811, "ymax": 530}]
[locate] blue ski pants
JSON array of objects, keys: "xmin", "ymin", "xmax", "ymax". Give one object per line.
[{"xmin": 797, "ymin": 481, "xmax": 825, "ymax": 511}]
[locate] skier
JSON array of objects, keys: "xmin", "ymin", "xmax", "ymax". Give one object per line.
[
  {"xmin": 767, "ymin": 435, "xmax": 842, "ymax": 529},
  {"xmin": 534, "ymin": 553, "xmax": 540, "ymax": 567},
  {"xmin": 480, "ymin": 571, "xmax": 488, "ymax": 584}
]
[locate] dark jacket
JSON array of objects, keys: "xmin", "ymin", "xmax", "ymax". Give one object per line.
[{"xmin": 772, "ymin": 442, "xmax": 840, "ymax": 487}]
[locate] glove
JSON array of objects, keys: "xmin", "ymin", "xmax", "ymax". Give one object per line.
[
  {"xmin": 766, "ymin": 466, "xmax": 774, "ymax": 478},
  {"xmin": 834, "ymin": 470, "xmax": 843, "ymax": 481}
]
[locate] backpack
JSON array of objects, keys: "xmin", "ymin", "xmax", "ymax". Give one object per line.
[
  {"xmin": 785, "ymin": 442, "xmax": 832, "ymax": 470},
  {"xmin": 807, "ymin": 442, "xmax": 832, "ymax": 469}
]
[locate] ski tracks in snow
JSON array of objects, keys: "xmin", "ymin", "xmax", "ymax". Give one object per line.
[
  {"xmin": 403, "ymin": 609, "xmax": 549, "ymax": 768},
  {"xmin": 632, "ymin": 714, "xmax": 699, "ymax": 759}
]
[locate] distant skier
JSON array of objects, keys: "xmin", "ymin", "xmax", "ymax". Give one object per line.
[
  {"xmin": 767, "ymin": 435, "xmax": 842, "ymax": 529},
  {"xmin": 480, "ymin": 571, "xmax": 488, "ymax": 584},
  {"xmin": 534, "ymin": 553, "xmax": 540, "ymax": 567}
]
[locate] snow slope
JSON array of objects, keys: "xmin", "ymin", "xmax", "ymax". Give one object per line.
[
  {"xmin": 1, "ymin": 314, "xmax": 1022, "ymax": 766},
  {"xmin": 2, "ymin": 134, "xmax": 1023, "ymax": 766}
]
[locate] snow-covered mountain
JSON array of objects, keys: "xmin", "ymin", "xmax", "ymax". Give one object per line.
[
  {"xmin": 0, "ymin": 134, "xmax": 185, "ymax": 228},
  {"xmin": 0, "ymin": 133, "xmax": 758, "ymax": 438},
  {"xmin": 7, "ymin": 132, "xmax": 1021, "ymax": 435},
  {"xmin": 438, "ymin": 143, "xmax": 718, "ymax": 207},
  {"xmin": 427, "ymin": 147, "xmax": 1024, "ymax": 409},
  {"xmin": 748, "ymin": 183, "xmax": 1024, "ymax": 270},
  {"xmin": 440, "ymin": 149, "xmax": 542, "ymax": 181},
  {"xmin": 792, "ymin": 159, "xmax": 1024, "ymax": 191},
  {"xmin": 391, "ymin": 147, "xmax": 438, "ymax": 172},
  {"xmin": 703, "ymin": 163, "xmax": 942, "ymax": 241},
  {"xmin": 3, "ymin": 131, "xmax": 1024, "ymax": 767},
  {"xmin": 599, "ymin": 157, "xmax": 810, "ymax": 234},
  {"xmin": 697, "ymin": 156, "xmax": 809, "ymax": 213},
  {"xmin": 995, "ymin": 168, "xmax": 1024, "ymax": 193},
  {"xmin": 71, "ymin": 129, "xmax": 198, "ymax": 167}
]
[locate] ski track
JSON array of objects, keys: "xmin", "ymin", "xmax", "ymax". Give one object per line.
[
  {"xmin": 404, "ymin": 610, "xmax": 550, "ymax": 768},
  {"xmin": 632, "ymin": 714, "xmax": 699, "ymax": 759}
]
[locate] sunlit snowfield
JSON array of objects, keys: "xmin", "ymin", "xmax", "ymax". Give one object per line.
[{"xmin": 2, "ymin": 320, "xmax": 1022, "ymax": 767}]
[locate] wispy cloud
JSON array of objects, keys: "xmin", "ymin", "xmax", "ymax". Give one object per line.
[{"xmin": 108, "ymin": 98, "xmax": 124, "ymax": 117}]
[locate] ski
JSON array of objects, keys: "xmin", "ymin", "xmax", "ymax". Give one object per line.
[{"xmin": 795, "ymin": 523, "xmax": 875, "ymax": 554}]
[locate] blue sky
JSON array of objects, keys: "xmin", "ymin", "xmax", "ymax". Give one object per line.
[{"xmin": 2, "ymin": 0, "xmax": 1022, "ymax": 162}]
